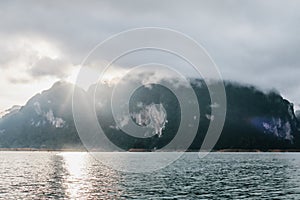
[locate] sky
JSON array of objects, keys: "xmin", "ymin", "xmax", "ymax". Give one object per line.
[{"xmin": 0, "ymin": 0, "xmax": 300, "ymax": 111}]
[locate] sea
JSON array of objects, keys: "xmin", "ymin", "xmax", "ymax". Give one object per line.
[{"xmin": 1, "ymin": 152, "xmax": 300, "ymax": 199}]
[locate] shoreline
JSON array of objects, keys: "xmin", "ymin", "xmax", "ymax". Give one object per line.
[
  {"xmin": 0, "ymin": 148, "xmax": 87, "ymax": 152},
  {"xmin": 1, "ymin": 148, "xmax": 300, "ymax": 152}
]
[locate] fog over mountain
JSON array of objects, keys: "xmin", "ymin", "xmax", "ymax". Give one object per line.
[{"xmin": 0, "ymin": 78, "xmax": 299, "ymax": 150}]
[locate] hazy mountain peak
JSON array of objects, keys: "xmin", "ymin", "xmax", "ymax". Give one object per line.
[{"xmin": 0, "ymin": 105, "xmax": 22, "ymax": 118}]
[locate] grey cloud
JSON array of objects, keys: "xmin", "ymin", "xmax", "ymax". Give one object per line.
[
  {"xmin": 0, "ymin": 0, "xmax": 299, "ymax": 104},
  {"xmin": 29, "ymin": 57, "xmax": 72, "ymax": 78},
  {"xmin": 7, "ymin": 77, "xmax": 31, "ymax": 84}
]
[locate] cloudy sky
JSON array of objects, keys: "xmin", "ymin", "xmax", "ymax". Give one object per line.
[{"xmin": 0, "ymin": 0, "xmax": 300, "ymax": 111}]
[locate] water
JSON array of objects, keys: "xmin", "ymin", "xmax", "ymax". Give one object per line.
[{"xmin": 1, "ymin": 152, "xmax": 300, "ymax": 199}]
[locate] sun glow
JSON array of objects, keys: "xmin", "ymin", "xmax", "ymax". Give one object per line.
[
  {"xmin": 57, "ymin": 152, "xmax": 122, "ymax": 199},
  {"xmin": 59, "ymin": 152, "xmax": 89, "ymax": 199},
  {"xmin": 66, "ymin": 65, "xmax": 128, "ymax": 89}
]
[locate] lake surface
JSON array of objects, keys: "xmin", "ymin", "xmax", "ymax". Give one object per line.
[{"xmin": 1, "ymin": 152, "xmax": 300, "ymax": 199}]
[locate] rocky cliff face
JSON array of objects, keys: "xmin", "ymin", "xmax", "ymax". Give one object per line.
[
  {"xmin": 0, "ymin": 82, "xmax": 82, "ymax": 148},
  {"xmin": 214, "ymin": 82, "xmax": 300, "ymax": 150},
  {"xmin": 0, "ymin": 79, "xmax": 299, "ymax": 150},
  {"xmin": 296, "ymin": 110, "xmax": 300, "ymax": 121}
]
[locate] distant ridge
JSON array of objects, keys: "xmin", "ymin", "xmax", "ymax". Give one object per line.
[{"xmin": 0, "ymin": 78, "xmax": 299, "ymax": 150}]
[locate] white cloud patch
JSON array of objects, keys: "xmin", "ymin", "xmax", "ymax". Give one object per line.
[{"xmin": 0, "ymin": 35, "xmax": 74, "ymax": 83}]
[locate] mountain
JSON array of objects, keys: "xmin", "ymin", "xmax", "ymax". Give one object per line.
[
  {"xmin": 90, "ymin": 79, "xmax": 300, "ymax": 150},
  {"xmin": 0, "ymin": 82, "xmax": 83, "ymax": 148},
  {"xmin": 0, "ymin": 79, "xmax": 299, "ymax": 150},
  {"xmin": 0, "ymin": 105, "xmax": 21, "ymax": 118},
  {"xmin": 216, "ymin": 83, "xmax": 300, "ymax": 150}
]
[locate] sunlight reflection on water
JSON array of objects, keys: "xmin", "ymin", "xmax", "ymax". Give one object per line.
[
  {"xmin": 1, "ymin": 152, "xmax": 300, "ymax": 199},
  {"xmin": 58, "ymin": 152, "xmax": 123, "ymax": 199}
]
